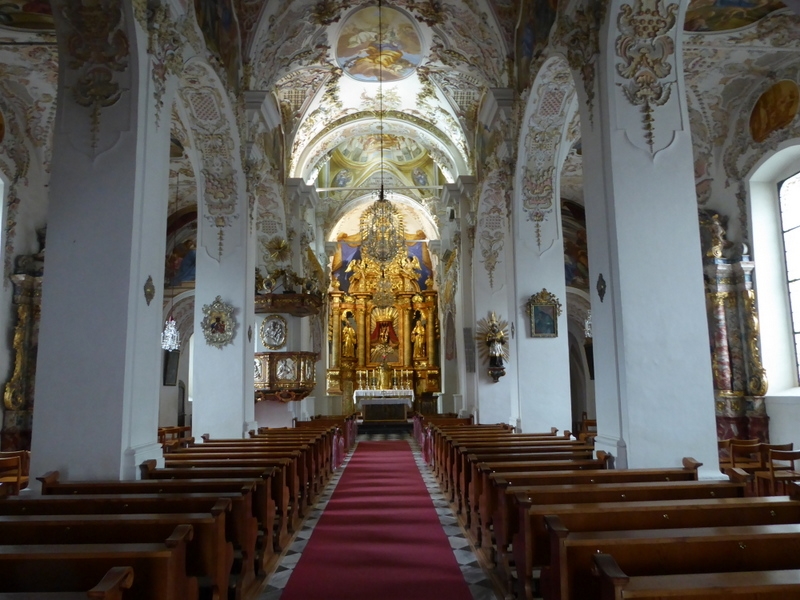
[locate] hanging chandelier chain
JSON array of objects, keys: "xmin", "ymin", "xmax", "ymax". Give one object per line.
[
  {"xmin": 162, "ymin": 170, "xmax": 182, "ymax": 351},
  {"xmin": 359, "ymin": 0, "xmax": 404, "ymax": 270}
]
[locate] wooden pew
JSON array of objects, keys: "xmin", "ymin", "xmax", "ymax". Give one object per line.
[
  {"xmin": 0, "ymin": 512, "xmax": 231, "ymax": 600},
  {"xmin": 162, "ymin": 451, "xmax": 304, "ymax": 521},
  {"xmin": 173, "ymin": 441, "xmax": 321, "ymax": 508},
  {"xmin": 593, "ymin": 553, "xmax": 800, "ymax": 599},
  {"xmin": 477, "ymin": 453, "xmax": 611, "ymax": 554},
  {"xmin": 0, "ymin": 524, "xmax": 197, "ymax": 600},
  {"xmin": 138, "ymin": 460, "xmax": 286, "ymax": 555},
  {"xmin": 549, "ymin": 521, "xmax": 800, "ymax": 600},
  {"xmin": 442, "ymin": 435, "xmax": 582, "ymax": 497},
  {"xmin": 0, "ymin": 565, "xmax": 134, "ymax": 600},
  {"xmin": 35, "ymin": 473, "xmax": 261, "ymax": 598},
  {"xmin": 490, "ymin": 479, "xmax": 746, "ymax": 588},
  {"xmin": 208, "ymin": 430, "xmax": 335, "ymax": 492},
  {"xmin": 492, "ymin": 457, "xmax": 703, "ymax": 555},
  {"xmin": 429, "ymin": 425, "xmax": 514, "ymax": 481},
  {"xmin": 515, "ymin": 491, "xmax": 800, "ymax": 600},
  {"xmin": 458, "ymin": 446, "xmax": 596, "ymax": 518}
]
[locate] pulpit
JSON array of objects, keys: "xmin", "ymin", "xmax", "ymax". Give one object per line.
[{"xmin": 355, "ymin": 390, "xmax": 414, "ymax": 422}]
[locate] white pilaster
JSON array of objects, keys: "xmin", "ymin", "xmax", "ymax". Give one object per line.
[{"xmin": 575, "ymin": 0, "xmax": 719, "ymax": 471}]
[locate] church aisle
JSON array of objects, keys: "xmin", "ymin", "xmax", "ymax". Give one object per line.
[{"xmin": 258, "ymin": 433, "xmax": 501, "ymax": 600}]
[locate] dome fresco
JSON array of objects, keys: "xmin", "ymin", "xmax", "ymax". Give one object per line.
[{"xmin": 336, "ymin": 6, "xmax": 422, "ymax": 82}]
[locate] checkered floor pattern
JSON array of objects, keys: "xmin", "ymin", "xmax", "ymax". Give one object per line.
[{"xmin": 257, "ymin": 432, "xmax": 503, "ymax": 600}]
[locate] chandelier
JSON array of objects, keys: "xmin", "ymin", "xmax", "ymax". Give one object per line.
[
  {"xmin": 359, "ymin": 0, "xmax": 404, "ymax": 268},
  {"xmin": 162, "ymin": 172, "xmax": 181, "ymax": 351}
]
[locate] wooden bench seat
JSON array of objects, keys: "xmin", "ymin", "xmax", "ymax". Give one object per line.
[
  {"xmin": 164, "ymin": 455, "xmax": 304, "ymax": 533},
  {"xmin": 0, "ymin": 512, "xmax": 231, "ymax": 600},
  {"xmin": 0, "ymin": 565, "xmax": 134, "ymax": 600},
  {"xmin": 137, "ymin": 460, "xmax": 286, "ymax": 555},
  {"xmin": 474, "ymin": 455, "xmax": 610, "ymax": 551},
  {"xmin": 548, "ymin": 521, "xmax": 800, "ymax": 600},
  {"xmin": 514, "ymin": 491, "xmax": 800, "ymax": 600},
  {"xmin": 456, "ymin": 447, "xmax": 597, "ymax": 517},
  {"xmin": 476, "ymin": 457, "xmax": 700, "ymax": 548},
  {"xmin": 593, "ymin": 552, "xmax": 800, "ymax": 599},
  {"xmin": 443, "ymin": 438, "xmax": 589, "ymax": 498},
  {"xmin": 183, "ymin": 442, "xmax": 327, "ymax": 497},
  {"xmin": 489, "ymin": 479, "xmax": 746, "ymax": 585},
  {"xmin": 33, "ymin": 474, "xmax": 262, "ymax": 598},
  {"xmin": 0, "ymin": 524, "xmax": 197, "ymax": 600}
]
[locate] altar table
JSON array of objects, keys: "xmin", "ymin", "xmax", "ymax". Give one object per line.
[{"xmin": 355, "ymin": 390, "xmax": 414, "ymax": 422}]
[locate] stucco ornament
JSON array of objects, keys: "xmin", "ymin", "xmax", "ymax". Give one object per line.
[
  {"xmin": 615, "ymin": 0, "xmax": 679, "ymax": 153},
  {"xmin": 58, "ymin": 0, "xmax": 130, "ymax": 151}
]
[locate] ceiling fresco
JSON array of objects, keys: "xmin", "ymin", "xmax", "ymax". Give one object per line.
[
  {"xmin": 336, "ymin": 6, "xmax": 422, "ymax": 81},
  {"xmin": 4, "ymin": 0, "xmax": 799, "ymax": 275},
  {"xmin": 684, "ymin": 0, "xmax": 786, "ymax": 32},
  {"xmin": 0, "ymin": 0, "xmax": 54, "ymax": 31}
]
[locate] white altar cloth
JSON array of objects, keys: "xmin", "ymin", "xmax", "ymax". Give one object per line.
[{"xmin": 354, "ymin": 389, "xmax": 414, "ymax": 408}]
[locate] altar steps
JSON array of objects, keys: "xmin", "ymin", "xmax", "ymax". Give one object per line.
[{"xmin": 357, "ymin": 420, "xmax": 413, "ymax": 436}]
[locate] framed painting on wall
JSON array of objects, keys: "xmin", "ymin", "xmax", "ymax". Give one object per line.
[{"xmin": 527, "ymin": 288, "xmax": 562, "ymax": 338}]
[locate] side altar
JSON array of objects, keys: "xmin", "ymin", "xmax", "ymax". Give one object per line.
[{"xmin": 355, "ymin": 390, "xmax": 414, "ymax": 422}]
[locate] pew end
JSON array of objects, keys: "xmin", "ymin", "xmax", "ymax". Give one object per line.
[{"xmin": 87, "ymin": 566, "xmax": 135, "ymax": 600}]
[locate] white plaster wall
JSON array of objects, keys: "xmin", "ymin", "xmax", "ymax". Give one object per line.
[
  {"xmin": 765, "ymin": 395, "xmax": 800, "ymax": 449},
  {"xmin": 255, "ymin": 399, "xmax": 295, "ymax": 429},
  {"xmin": 513, "ymin": 225, "xmax": 572, "ymax": 434}
]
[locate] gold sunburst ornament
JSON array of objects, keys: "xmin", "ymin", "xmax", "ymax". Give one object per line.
[{"xmin": 264, "ymin": 236, "xmax": 291, "ymax": 263}]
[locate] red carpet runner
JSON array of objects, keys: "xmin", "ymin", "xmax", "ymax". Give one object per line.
[{"xmin": 280, "ymin": 441, "xmax": 474, "ymax": 600}]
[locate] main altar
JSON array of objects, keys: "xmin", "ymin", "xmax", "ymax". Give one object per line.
[
  {"xmin": 325, "ymin": 237, "xmax": 441, "ymax": 416},
  {"xmin": 354, "ymin": 389, "xmax": 415, "ymax": 422}
]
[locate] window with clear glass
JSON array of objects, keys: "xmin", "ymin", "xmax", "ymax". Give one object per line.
[{"xmin": 779, "ymin": 171, "xmax": 800, "ymax": 378}]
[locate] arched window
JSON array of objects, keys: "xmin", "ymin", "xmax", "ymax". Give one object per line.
[{"xmin": 779, "ymin": 171, "xmax": 800, "ymax": 379}]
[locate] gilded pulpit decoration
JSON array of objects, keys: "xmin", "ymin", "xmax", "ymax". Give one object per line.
[
  {"xmin": 615, "ymin": 0, "xmax": 678, "ymax": 153},
  {"xmin": 260, "ymin": 314, "xmax": 287, "ymax": 349},
  {"xmin": 476, "ymin": 312, "xmax": 509, "ymax": 383},
  {"xmin": 254, "ymin": 351, "xmax": 317, "ymax": 402},
  {"xmin": 59, "ymin": 0, "xmax": 130, "ymax": 149},
  {"xmin": 200, "ymin": 296, "xmax": 236, "ymax": 348}
]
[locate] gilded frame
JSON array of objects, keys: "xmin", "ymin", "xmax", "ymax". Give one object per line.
[
  {"xmin": 526, "ymin": 289, "xmax": 562, "ymax": 338},
  {"xmin": 201, "ymin": 295, "xmax": 237, "ymax": 349}
]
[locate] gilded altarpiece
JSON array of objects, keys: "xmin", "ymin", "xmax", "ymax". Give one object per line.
[
  {"xmin": 2, "ymin": 243, "xmax": 44, "ymax": 450},
  {"xmin": 327, "ymin": 240, "xmax": 440, "ymax": 415},
  {"xmin": 700, "ymin": 211, "xmax": 769, "ymax": 457}
]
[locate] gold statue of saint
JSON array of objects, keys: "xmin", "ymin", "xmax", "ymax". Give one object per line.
[
  {"xmin": 342, "ymin": 321, "xmax": 356, "ymax": 358},
  {"xmin": 412, "ymin": 319, "xmax": 426, "ymax": 359}
]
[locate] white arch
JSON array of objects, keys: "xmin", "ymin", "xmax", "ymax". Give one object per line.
[{"xmin": 326, "ymin": 191, "xmax": 440, "ymax": 242}]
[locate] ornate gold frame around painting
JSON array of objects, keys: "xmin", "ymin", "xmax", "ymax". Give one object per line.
[
  {"xmin": 260, "ymin": 314, "xmax": 288, "ymax": 350},
  {"xmin": 201, "ymin": 295, "xmax": 236, "ymax": 349},
  {"xmin": 527, "ymin": 288, "xmax": 562, "ymax": 338}
]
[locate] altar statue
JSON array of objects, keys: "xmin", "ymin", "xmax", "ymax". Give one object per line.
[{"xmin": 412, "ymin": 319, "xmax": 426, "ymax": 359}]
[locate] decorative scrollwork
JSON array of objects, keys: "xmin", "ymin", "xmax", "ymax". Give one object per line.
[{"xmin": 615, "ymin": 0, "xmax": 678, "ymax": 152}]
